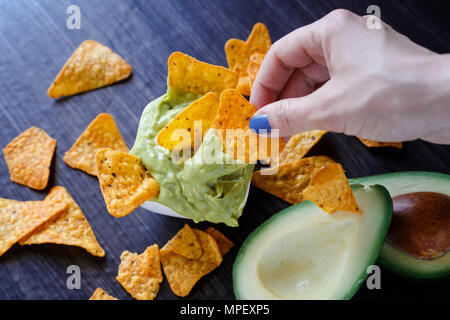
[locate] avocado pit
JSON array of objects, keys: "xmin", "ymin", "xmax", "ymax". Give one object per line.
[{"xmin": 387, "ymin": 192, "xmax": 450, "ymax": 260}]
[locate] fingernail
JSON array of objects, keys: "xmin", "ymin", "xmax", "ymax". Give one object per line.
[{"xmin": 249, "ymin": 114, "xmax": 271, "ymax": 134}]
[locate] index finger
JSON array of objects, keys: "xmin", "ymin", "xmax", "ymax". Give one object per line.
[{"xmin": 250, "ymin": 20, "xmax": 325, "ymax": 108}]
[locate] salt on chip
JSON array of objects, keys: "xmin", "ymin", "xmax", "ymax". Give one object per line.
[
  {"xmin": 358, "ymin": 137, "xmax": 402, "ymax": 149},
  {"xmin": 162, "ymin": 224, "xmax": 202, "ymax": 260},
  {"xmin": 211, "ymin": 89, "xmax": 285, "ymax": 163},
  {"xmin": 205, "ymin": 227, "xmax": 234, "ymax": 256},
  {"xmin": 96, "ymin": 148, "xmax": 159, "ymax": 218},
  {"xmin": 19, "ymin": 186, "xmax": 105, "ymax": 257},
  {"xmin": 48, "ymin": 40, "xmax": 132, "ymax": 98},
  {"xmin": 247, "ymin": 52, "xmax": 265, "ymax": 91},
  {"xmin": 225, "ymin": 23, "xmax": 271, "ymax": 96},
  {"xmin": 252, "ymin": 156, "xmax": 335, "ymax": 204},
  {"xmin": 168, "ymin": 52, "xmax": 238, "ymax": 96},
  {"xmin": 303, "ymin": 163, "xmax": 362, "ymax": 214},
  {"xmin": 157, "ymin": 92, "xmax": 219, "ymax": 151},
  {"xmin": 3, "ymin": 127, "xmax": 56, "ymax": 190},
  {"xmin": 160, "ymin": 228, "xmax": 222, "ymax": 297},
  {"xmin": 116, "ymin": 244, "xmax": 162, "ymax": 300},
  {"xmin": 278, "ymin": 130, "xmax": 327, "ymax": 164},
  {"xmin": 89, "ymin": 288, "xmax": 118, "ymax": 300},
  {"xmin": 64, "ymin": 113, "xmax": 129, "ymax": 176},
  {"xmin": 0, "ymin": 198, "xmax": 66, "ymax": 256}
]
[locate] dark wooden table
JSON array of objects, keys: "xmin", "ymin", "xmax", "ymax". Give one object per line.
[{"xmin": 0, "ymin": 0, "xmax": 448, "ymax": 300}]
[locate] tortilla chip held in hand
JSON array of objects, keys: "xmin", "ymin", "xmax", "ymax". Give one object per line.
[
  {"xmin": 96, "ymin": 148, "xmax": 159, "ymax": 218},
  {"xmin": 48, "ymin": 40, "xmax": 132, "ymax": 98},
  {"xmin": 3, "ymin": 127, "xmax": 56, "ymax": 190},
  {"xmin": 358, "ymin": 137, "xmax": 402, "ymax": 149}
]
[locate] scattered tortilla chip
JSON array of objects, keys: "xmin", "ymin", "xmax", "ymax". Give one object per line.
[
  {"xmin": 3, "ymin": 127, "xmax": 56, "ymax": 190},
  {"xmin": 116, "ymin": 244, "xmax": 162, "ymax": 300},
  {"xmin": 225, "ymin": 23, "xmax": 271, "ymax": 96},
  {"xmin": 89, "ymin": 288, "xmax": 118, "ymax": 300},
  {"xmin": 96, "ymin": 149, "xmax": 159, "ymax": 218},
  {"xmin": 358, "ymin": 137, "xmax": 402, "ymax": 149},
  {"xmin": 168, "ymin": 52, "xmax": 238, "ymax": 96},
  {"xmin": 157, "ymin": 92, "xmax": 219, "ymax": 151},
  {"xmin": 160, "ymin": 228, "xmax": 222, "ymax": 297},
  {"xmin": 162, "ymin": 224, "xmax": 202, "ymax": 260},
  {"xmin": 64, "ymin": 113, "xmax": 129, "ymax": 176},
  {"xmin": 205, "ymin": 227, "xmax": 234, "ymax": 255},
  {"xmin": 278, "ymin": 130, "xmax": 327, "ymax": 164},
  {"xmin": 0, "ymin": 198, "xmax": 66, "ymax": 256},
  {"xmin": 211, "ymin": 89, "xmax": 285, "ymax": 163},
  {"xmin": 19, "ymin": 186, "xmax": 105, "ymax": 257},
  {"xmin": 303, "ymin": 163, "xmax": 361, "ymax": 214},
  {"xmin": 247, "ymin": 52, "xmax": 265, "ymax": 90},
  {"xmin": 48, "ymin": 40, "xmax": 132, "ymax": 98},
  {"xmin": 252, "ymin": 156, "xmax": 335, "ymax": 204}
]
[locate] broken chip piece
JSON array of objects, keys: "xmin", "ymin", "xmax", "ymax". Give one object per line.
[
  {"xmin": 278, "ymin": 130, "xmax": 327, "ymax": 164},
  {"xmin": 96, "ymin": 148, "xmax": 159, "ymax": 218},
  {"xmin": 168, "ymin": 52, "xmax": 238, "ymax": 96},
  {"xmin": 211, "ymin": 89, "xmax": 284, "ymax": 163},
  {"xmin": 116, "ymin": 244, "xmax": 163, "ymax": 300},
  {"xmin": 157, "ymin": 92, "xmax": 219, "ymax": 151},
  {"xmin": 162, "ymin": 224, "xmax": 202, "ymax": 260},
  {"xmin": 303, "ymin": 163, "xmax": 362, "ymax": 214},
  {"xmin": 225, "ymin": 23, "xmax": 271, "ymax": 96},
  {"xmin": 205, "ymin": 227, "xmax": 234, "ymax": 256},
  {"xmin": 3, "ymin": 127, "xmax": 56, "ymax": 190},
  {"xmin": 89, "ymin": 288, "xmax": 118, "ymax": 300},
  {"xmin": 160, "ymin": 228, "xmax": 222, "ymax": 297},
  {"xmin": 48, "ymin": 40, "xmax": 132, "ymax": 98},
  {"xmin": 0, "ymin": 198, "xmax": 67, "ymax": 256},
  {"xmin": 252, "ymin": 156, "xmax": 335, "ymax": 204},
  {"xmin": 358, "ymin": 137, "xmax": 402, "ymax": 149},
  {"xmin": 64, "ymin": 113, "xmax": 129, "ymax": 176},
  {"xmin": 19, "ymin": 186, "xmax": 105, "ymax": 257}
]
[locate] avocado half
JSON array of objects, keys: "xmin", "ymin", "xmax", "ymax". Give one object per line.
[
  {"xmin": 350, "ymin": 171, "xmax": 450, "ymax": 280},
  {"xmin": 233, "ymin": 184, "xmax": 392, "ymax": 299}
]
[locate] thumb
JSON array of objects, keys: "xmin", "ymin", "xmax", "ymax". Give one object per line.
[{"xmin": 249, "ymin": 89, "xmax": 340, "ymax": 137}]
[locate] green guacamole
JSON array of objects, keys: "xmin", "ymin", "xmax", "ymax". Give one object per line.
[{"xmin": 130, "ymin": 88, "xmax": 254, "ymax": 226}]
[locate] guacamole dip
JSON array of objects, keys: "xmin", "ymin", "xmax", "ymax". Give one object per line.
[{"xmin": 130, "ymin": 88, "xmax": 254, "ymax": 226}]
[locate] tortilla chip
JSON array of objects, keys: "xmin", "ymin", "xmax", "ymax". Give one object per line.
[
  {"xmin": 89, "ymin": 288, "xmax": 118, "ymax": 300},
  {"xmin": 211, "ymin": 89, "xmax": 285, "ymax": 163},
  {"xmin": 160, "ymin": 228, "xmax": 222, "ymax": 297},
  {"xmin": 96, "ymin": 149, "xmax": 159, "ymax": 218},
  {"xmin": 358, "ymin": 137, "xmax": 402, "ymax": 149},
  {"xmin": 0, "ymin": 199, "xmax": 67, "ymax": 256},
  {"xmin": 225, "ymin": 23, "xmax": 271, "ymax": 96},
  {"xmin": 205, "ymin": 227, "xmax": 234, "ymax": 255},
  {"xmin": 19, "ymin": 186, "xmax": 105, "ymax": 257},
  {"xmin": 168, "ymin": 52, "xmax": 238, "ymax": 96},
  {"xmin": 3, "ymin": 127, "xmax": 56, "ymax": 190},
  {"xmin": 252, "ymin": 156, "xmax": 335, "ymax": 204},
  {"xmin": 247, "ymin": 52, "xmax": 265, "ymax": 90},
  {"xmin": 157, "ymin": 92, "xmax": 219, "ymax": 151},
  {"xmin": 48, "ymin": 40, "xmax": 132, "ymax": 98},
  {"xmin": 64, "ymin": 113, "xmax": 129, "ymax": 176},
  {"xmin": 162, "ymin": 224, "xmax": 202, "ymax": 260},
  {"xmin": 116, "ymin": 244, "xmax": 162, "ymax": 300},
  {"xmin": 279, "ymin": 130, "xmax": 327, "ymax": 164},
  {"xmin": 303, "ymin": 163, "xmax": 361, "ymax": 214}
]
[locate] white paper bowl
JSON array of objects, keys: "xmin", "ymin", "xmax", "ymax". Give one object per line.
[{"xmin": 140, "ymin": 183, "xmax": 251, "ymax": 219}]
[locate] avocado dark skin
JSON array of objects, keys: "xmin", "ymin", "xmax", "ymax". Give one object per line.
[{"xmin": 387, "ymin": 192, "xmax": 450, "ymax": 260}]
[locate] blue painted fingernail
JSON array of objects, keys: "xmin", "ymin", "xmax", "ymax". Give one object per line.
[{"xmin": 249, "ymin": 114, "xmax": 271, "ymax": 134}]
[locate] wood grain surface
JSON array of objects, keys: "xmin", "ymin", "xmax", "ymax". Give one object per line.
[{"xmin": 0, "ymin": 0, "xmax": 448, "ymax": 300}]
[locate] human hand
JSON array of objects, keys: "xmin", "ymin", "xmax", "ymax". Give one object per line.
[{"xmin": 249, "ymin": 9, "xmax": 450, "ymax": 144}]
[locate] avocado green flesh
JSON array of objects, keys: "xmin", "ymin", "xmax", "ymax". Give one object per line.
[
  {"xmin": 350, "ymin": 171, "xmax": 450, "ymax": 279},
  {"xmin": 233, "ymin": 184, "xmax": 392, "ymax": 300},
  {"xmin": 130, "ymin": 90, "xmax": 254, "ymax": 226}
]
